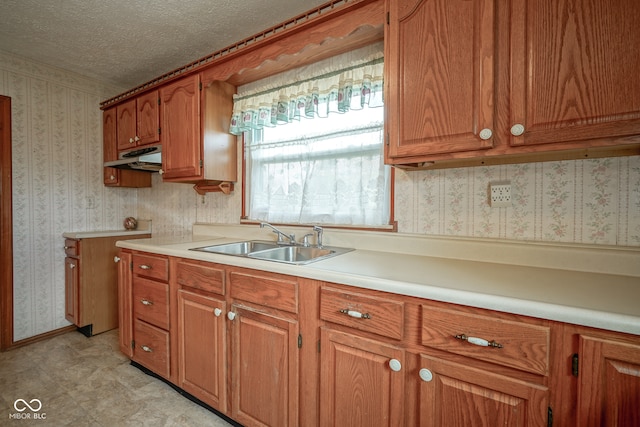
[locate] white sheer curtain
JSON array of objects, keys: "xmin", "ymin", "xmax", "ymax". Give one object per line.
[{"xmin": 234, "ymin": 43, "xmax": 390, "ymax": 227}]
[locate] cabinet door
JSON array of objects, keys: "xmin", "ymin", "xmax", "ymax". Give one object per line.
[
  {"xmin": 320, "ymin": 328, "xmax": 405, "ymax": 427},
  {"xmin": 177, "ymin": 290, "xmax": 227, "ymax": 413},
  {"xmin": 385, "ymin": 0, "xmax": 496, "ymax": 161},
  {"xmin": 577, "ymin": 335, "xmax": 640, "ymax": 427},
  {"xmin": 103, "ymin": 107, "xmax": 120, "ymax": 186},
  {"xmin": 229, "ymin": 304, "xmax": 299, "ymax": 427},
  {"xmin": 116, "ymin": 99, "xmax": 136, "ymax": 150},
  {"xmin": 135, "ymin": 90, "xmax": 160, "ymax": 146},
  {"xmin": 509, "ymin": 0, "xmax": 640, "ymax": 147},
  {"xmin": 418, "ymin": 354, "xmax": 548, "ymax": 427},
  {"xmin": 117, "ymin": 251, "xmax": 133, "ymax": 357},
  {"xmin": 160, "ymin": 74, "xmax": 202, "ymax": 181},
  {"xmin": 64, "ymin": 257, "xmax": 79, "ymax": 325}
]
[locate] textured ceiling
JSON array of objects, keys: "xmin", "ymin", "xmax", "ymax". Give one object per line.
[{"xmin": 0, "ymin": 0, "xmax": 329, "ymax": 90}]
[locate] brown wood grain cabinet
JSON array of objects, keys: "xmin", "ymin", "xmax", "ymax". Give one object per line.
[
  {"xmin": 116, "ymin": 252, "xmax": 640, "ymax": 426},
  {"xmin": 64, "ymin": 235, "xmax": 149, "ymax": 336},
  {"xmin": 385, "ymin": 0, "xmax": 640, "ymax": 167},
  {"xmin": 129, "ymin": 252, "xmax": 172, "ymax": 380},
  {"xmin": 102, "ymin": 107, "xmax": 152, "ymax": 188},
  {"xmin": 116, "ymin": 90, "xmax": 160, "ymax": 151},
  {"xmin": 160, "ymin": 74, "xmax": 237, "ymax": 189}
]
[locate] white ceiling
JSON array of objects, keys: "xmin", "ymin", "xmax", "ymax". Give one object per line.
[{"xmin": 0, "ymin": 0, "xmax": 329, "ymax": 90}]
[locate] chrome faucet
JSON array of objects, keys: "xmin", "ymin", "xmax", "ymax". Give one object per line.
[{"xmin": 260, "ymin": 222, "xmax": 296, "ymax": 245}]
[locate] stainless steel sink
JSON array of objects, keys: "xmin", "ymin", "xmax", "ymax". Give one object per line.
[
  {"xmin": 190, "ymin": 240, "xmax": 280, "ymax": 255},
  {"xmin": 190, "ymin": 240, "xmax": 352, "ymax": 265},
  {"xmin": 248, "ymin": 246, "xmax": 335, "ymax": 264}
]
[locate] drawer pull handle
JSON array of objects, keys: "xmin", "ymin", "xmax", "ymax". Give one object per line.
[
  {"xmin": 339, "ymin": 309, "xmax": 371, "ymax": 319},
  {"xmin": 139, "ymin": 265, "xmax": 152, "ymax": 270},
  {"xmin": 141, "ymin": 345, "xmax": 153, "ymax": 352},
  {"xmin": 140, "ymin": 299, "xmax": 153, "ymax": 306},
  {"xmin": 455, "ymin": 334, "xmax": 503, "ymax": 349}
]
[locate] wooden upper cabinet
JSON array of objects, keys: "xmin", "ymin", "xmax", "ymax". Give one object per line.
[
  {"xmin": 116, "ymin": 90, "xmax": 160, "ymax": 151},
  {"xmin": 160, "ymin": 74, "xmax": 202, "ymax": 181},
  {"xmin": 509, "ymin": 0, "xmax": 640, "ymax": 148},
  {"xmin": 385, "ymin": 0, "xmax": 496, "ymax": 160},
  {"xmin": 103, "ymin": 108, "xmax": 119, "ymax": 185}
]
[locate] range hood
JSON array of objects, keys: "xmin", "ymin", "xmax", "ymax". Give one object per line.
[{"xmin": 104, "ymin": 145, "xmax": 162, "ymax": 172}]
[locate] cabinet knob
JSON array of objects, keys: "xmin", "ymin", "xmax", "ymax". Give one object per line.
[
  {"xmin": 109, "ymin": 175, "xmax": 116, "ymax": 180},
  {"xmin": 69, "ymin": 263, "xmax": 76, "ymax": 269},
  {"xmin": 419, "ymin": 368, "xmax": 433, "ymax": 382},
  {"xmin": 158, "ymin": 169, "xmax": 164, "ymax": 175},
  {"xmin": 141, "ymin": 345, "xmax": 153, "ymax": 353},
  {"xmin": 510, "ymin": 123, "xmax": 525, "ymax": 136},
  {"xmin": 214, "ymin": 308, "xmax": 222, "ymax": 317},
  {"xmin": 114, "ymin": 256, "xmax": 120, "ymax": 263},
  {"xmin": 134, "ymin": 136, "xmax": 140, "ymax": 142},
  {"xmin": 227, "ymin": 311, "xmax": 236, "ymax": 321},
  {"xmin": 479, "ymin": 128, "xmax": 493, "ymax": 140},
  {"xmin": 389, "ymin": 359, "xmax": 402, "ymax": 372},
  {"xmin": 129, "ymin": 137, "xmax": 134, "ymax": 143}
]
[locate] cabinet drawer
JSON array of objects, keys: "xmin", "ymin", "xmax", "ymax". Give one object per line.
[
  {"xmin": 134, "ymin": 319, "xmax": 170, "ymax": 378},
  {"xmin": 229, "ymin": 270, "xmax": 298, "ymax": 313},
  {"xmin": 133, "ymin": 277, "xmax": 169, "ymax": 329},
  {"xmin": 64, "ymin": 239, "xmax": 79, "ymax": 257},
  {"xmin": 320, "ymin": 286, "xmax": 405, "ymax": 340},
  {"xmin": 132, "ymin": 253, "xmax": 169, "ymax": 281},
  {"xmin": 176, "ymin": 259, "xmax": 225, "ymax": 295},
  {"xmin": 421, "ymin": 305, "xmax": 550, "ymax": 375}
]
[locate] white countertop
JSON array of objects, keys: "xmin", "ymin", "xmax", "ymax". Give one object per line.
[
  {"xmin": 63, "ymin": 220, "xmax": 152, "ymax": 239},
  {"xmin": 115, "ymin": 224, "xmax": 640, "ymax": 335}
]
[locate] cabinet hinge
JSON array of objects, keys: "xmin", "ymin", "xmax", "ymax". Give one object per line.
[
  {"xmin": 386, "ymin": 132, "xmax": 390, "ymax": 146},
  {"xmin": 158, "ymin": 127, "xmax": 161, "ymax": 135},
  {"xmin": 386, "ymin": 11, "xmax": 390, "ymax": 25},
  {"xmin": 548, "ymin": 407, "xmax": 553, "ymax": 427},
  {"xmin": 572, "ymin": 353, "xmax": 579, "ymax": 377},
  {"xmin": 199, "ymin": 159, "xmax": 203, "ymax": 168},
  {"xmin": 199, "ymin": 82, "xmax": 202, "ymax": 91},
  {"xmin": 129, "ymin": 261, "xmax": 133, "ymax": 271},
  {"xmin": 157, "ymin": 97, "xmax": 160, "ymax": 105},
  {"xmin": 131, "ymin": 340, "xmax": 135, "ymax": 349},
  {"xmin": 298, "ymin": 334, "xmax": 302, "ymax": 349},
  {"xmin": 317, "ymin": 340, "xmax": 321, "ymax": 353}
]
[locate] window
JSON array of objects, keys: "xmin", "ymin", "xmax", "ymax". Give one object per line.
[{"xmin": 230, "ymin": 43, "xmax": 390, "ymax": 227}]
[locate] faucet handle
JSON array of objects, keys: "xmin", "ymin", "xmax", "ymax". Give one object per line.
[{"xmin": 302, "ymin": 233, "xmax": 314, "ymax": 247}]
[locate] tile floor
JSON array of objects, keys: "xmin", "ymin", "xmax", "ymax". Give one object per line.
[{"xmin": 0, "ymin": 329, "xmax": 235, "ymax": 426}]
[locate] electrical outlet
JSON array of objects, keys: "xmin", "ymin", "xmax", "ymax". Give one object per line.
[
  {"xmin": 86, "ymin": 196, "xmax": 96, "ymax": 209},
  {"xmin": 489, "ymin": 182, "xmax": 511, "ymax": 207}
]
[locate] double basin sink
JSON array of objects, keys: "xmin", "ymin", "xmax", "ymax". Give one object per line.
[{"xmin": 190, "ymin": 240, "xmax": 353, "ymax": 265}]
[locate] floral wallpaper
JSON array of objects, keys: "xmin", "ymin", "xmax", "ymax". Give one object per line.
[
  {"xmin": 395, "ymin": 156, "xmax": 640, "ymax": 246},
  {"xmin": 1, "ymin": 50, "xmax": 136, "ymax": 341},
  {"xmin": 3, "ymin": 49, "xmax": 639, "ymax": 341}
]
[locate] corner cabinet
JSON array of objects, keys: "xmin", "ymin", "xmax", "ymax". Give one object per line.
[
  {"xmin": 385, "ymin": 0, "xmax": 640, "ymax": 167},
  {"xmin": 103, "ymin": 108, "xmax": 151, "ymax": 188},
  {"xmin": 160, "ymin": 74, "xmax": 237, "ymax": 192}
]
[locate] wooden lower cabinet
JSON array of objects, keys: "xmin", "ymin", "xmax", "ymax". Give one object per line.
[
  {"xmin": 576, "ymin": 335, "xmax": 640, "ymax": 427},
  {"xmin": 177, "ymin": 289, "xmax": 227, "ymax": 413},
  {"xmin": 417, "ymin": 354, "xmax": 548, "ymax": 427},
  {"xmin": 229, "ymin": 304, "xmax": 299, "ymax": 427},
  {"xmin": 117, "ymin": 253, "xmax": 640, "ymax": 427},
  {"xmin": 319, "ymin": 327, "xmax": 405, "ymax": 427}
]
